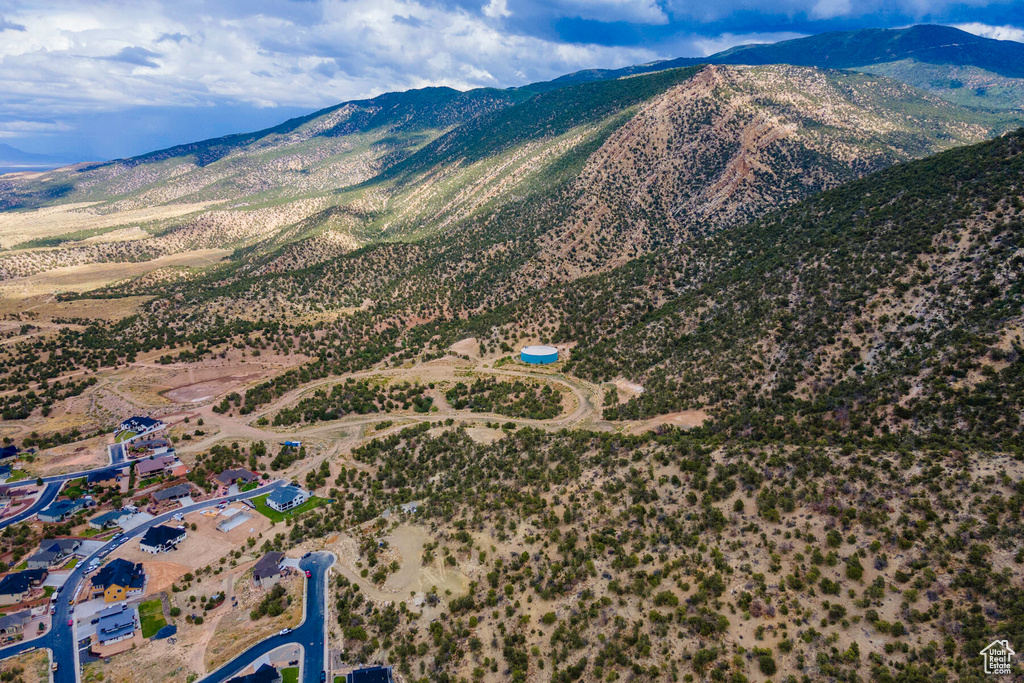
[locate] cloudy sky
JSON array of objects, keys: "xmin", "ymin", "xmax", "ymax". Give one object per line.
[{"xmin": 0, "ymin": 0, "xmax": 1022, "ymax": 161}]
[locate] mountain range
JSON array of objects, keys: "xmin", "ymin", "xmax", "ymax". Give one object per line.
[{"xmin": 1, "ymin": 24, "xmax": 1023, "ymax": 449}]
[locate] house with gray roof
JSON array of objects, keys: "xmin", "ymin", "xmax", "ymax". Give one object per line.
[
  {"xmin": 251, "ymin": 551, "xmax": 285, "ymax": 589},
  {"xmin": 152, "ymin": 483, "xmax": 192, "ymax": 502},
  {"xmin": 95, "ymin": 603, "xmax": 137, "ymax": 645},
  {"xmin": 265, "ymin": 486, "xmax": 309, "ymax": 513},
  {"xmin": 26, "ymin": 538, "xmax": 82, "ymax": 569},
  {"xmin": 89, "ymin": 509, "xmax": 130, "ymax": 530},
  {"xmin": 215, "ymin": 468, "xmax": 259, "ymax": 486},
  {"xmin": 37, "ymin": 497, "xmax": 93, "ymax": 523}
]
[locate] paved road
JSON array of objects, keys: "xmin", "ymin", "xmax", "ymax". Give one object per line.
[
  {"xmin": 199, "ymin": 552, "xmax": 334, "ymax": 683},
  {"xmin": 0, "ymin": 480, "xmax": 287, "ymax": 682},
  {"xmin": 0, "ymin": 461, "xmax": 134, "ymax": 532},
  {"xmin": 0, "ymin": 481, "xmax": 61, "ymax": 529}
]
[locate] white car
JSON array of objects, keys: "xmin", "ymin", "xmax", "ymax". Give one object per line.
[{"xmin": 278, "ymin": 628, "xmax": 292, "ymax": 636}]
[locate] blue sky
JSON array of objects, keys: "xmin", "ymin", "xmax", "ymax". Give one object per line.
[{"xmin": 0, "ymin": 0, "xmax": 1022, "ymax": 162}]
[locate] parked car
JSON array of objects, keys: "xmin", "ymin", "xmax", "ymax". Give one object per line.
[
  {"xmin": 305, "ymin": 570, "xmax": 312, "ymax": 578},
  {"xmin": 301, "ymin": 552, "xmax": 311, "ymax": 559},
  {"xmin": 67, "ymin": 619, "xmax": 73, "ymax": 627},
  {"xmin": 278, "ymin": 628, "xmax": 292, "ymax": 636}
]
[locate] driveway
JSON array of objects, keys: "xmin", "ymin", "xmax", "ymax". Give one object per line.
[
  {"xmin": 198, "ymin": 552, "xmax": 334, "ymax": 683},
  {"xmin": 0, "ymin": 480, "xmax": 287, "ymax": 683}
]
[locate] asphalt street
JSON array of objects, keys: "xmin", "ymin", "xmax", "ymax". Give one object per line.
[
  {"xmin": 198, "ymin": 552, "xmax": 334, "ymax": 683},
  {"xmin": 0, "ymin": 480, "xmax": 286, "ymax": 682}
]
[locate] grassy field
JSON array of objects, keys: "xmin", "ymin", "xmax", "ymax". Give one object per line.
[
  {"xmin": 281, "ymin": 667, "xmax": 299, "ymax": 683},
  {"xmin": 7, "ymin": 469, "xmax": 31, "ymax": 482},
  {"xmin": 114, "ymin": 431, "xmax": 137, "ymax": 443},
  {"xmin": 65, "ymin": 558, "xmax": 79, "ymax": 568},
  {"xmin": 138, "ymin": 598, "xmax": 166, "ymax": 638},
  {"xmin": 249, "ymin": 494, "xmax": 325, "ymax": 523}
]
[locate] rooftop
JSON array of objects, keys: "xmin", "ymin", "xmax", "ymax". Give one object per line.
[
  {"xmin": 91, "ymin": 558, "xmax": 142, "ymax": 590},
  {"xmin": 266, "ymin": 485, "xmax": 306, "ymax": 506},
  {"xmin": 140, "ymin": 525, "xmax": 185, "ymax": 548},
  {"xmin": 252, "ymin": 551, "xmax": 285, "ymax": 581},
  {"xmin": 152, "ymin": 483, "xmax": 192, "ymax": 501}
]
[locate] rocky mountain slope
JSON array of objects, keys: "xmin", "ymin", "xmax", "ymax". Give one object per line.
[{"xmin": 549, "ymin": 24, "xmax": 1024, "ymax": 111}]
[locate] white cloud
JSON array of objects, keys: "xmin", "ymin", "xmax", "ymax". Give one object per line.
[
  {"xmin": 0, "ymin": 0, "xmax": 662, "ymax": 122},
  {"xmin": 483, "ymin": 0, "xmax": 511, "ymax": 19},
  {"xmin": 810, "ymin": 0, "xmax": 852, "ymax": 19},
  {"xmin": 689, "ymin": 31, "xmax": 806, "ymax": 57},
  {"xmin": 953, "ymin": 22, "xmax": 1024, "ymax": 43}
]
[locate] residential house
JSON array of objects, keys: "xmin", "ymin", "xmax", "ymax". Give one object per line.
[
  {"xmin": 89, "ymin": 509, "xmax": 130, "ymax": 530},
  {"xmin": 118, "ymin": 416, "xmax": 161, "ymax": 435},
  {"xmin": 91, "ymin": 558, "xmax": 145, "ymax": 602},
  {"xmin": 26, "ymin": 538, "xmax": 82, "ymax": 569},
  {"xmin": 0, "ymin": 610, "xmax": 30, "ymax": 639},
  {"xmin": 37, "ymin": 497, "xmax": 93, "ymax": 523},
  {"xmin": 94, "ymin": 603, "xmax": 138, "ymax": 645},
  {"xmin": 0, "ymin": 569, "xmax": 47, "ymax": 606},
  {"xmin": 139, "ymin": 525, "xmax": 186, "ymax": 553},
  {"xmin": 127, "ymin": 438, "xmax": 171, "ymax": 458},
  {"xmin": 227, "ymin": 664, "xmax": 282, "ymax": 683},
  {"xmin": 152, "ymin": 483, "xmax": 192, "ymax": 503},
  {"xmin": 87, "ymin": 468, "xmax": 124, "ymax": 487},
  {"xmin": 251, "ymin": 551, "xmax": 285, "ymax": 589},
  {"xmin": 347, "ymin": 666, "xmax": 395, "ymax": 683},
  {"xmin": 0, "ymin": 446, "xmax": 18, "ymax": 464},
  {"xmin": 265, "ymin": 486, "xmax": 309, "ymax": 513},
  {"xmin": 136, "ymin": 455, "xmax": 184, "ymax": 479},
  {"xmin": 215, "ymin": 468, "xmax": 259, "ymax": 487}
]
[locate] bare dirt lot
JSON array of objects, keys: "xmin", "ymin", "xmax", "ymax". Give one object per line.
[
  {"xmin": 0, "ymin": 648, "xmax": 49, "ymax": 683},
  {"xmin": 81, "ymin": 569, "xmax": 302, "ymax": 683},
  {"xmin": 106, "ymin": 505, "xmax": 274, "ymax": 576},
  {"xmin": 328, "ymin": 524, "xmax": 470, "ymax": 606},
  {"xmin": 22, "ymin": 433, "xmax": 110, "ymax": 476}
]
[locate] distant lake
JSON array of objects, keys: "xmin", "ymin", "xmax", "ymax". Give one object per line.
[{"xmin": 0, "ymin": 162, "xmax": 69, "ymax": 175}]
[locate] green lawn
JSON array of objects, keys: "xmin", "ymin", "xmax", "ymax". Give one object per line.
[
  {"xmin": 6, "ymin": 469, "xmax": 30, "ymax": 482},
  {"xmin": 240, "ymin": 481, "xmax": 258, "ymax": 492},
  {"xmin": 13, "ymin": 562, "xmax": 26, "ymax": 571},
  {"xmin": 281, "ymin": 667, "xmax": 299, "ymax": 683},
  {"xmin": 64, "ymin": 558, "xmax": 79, "ymax": 568},
  {"xmin": 114, "ymin": 430, "xmax": 137, "ymax": 443},
  {"xmin": 43, "ymin": 586, "xmax": 54, "ymax": 598},
  {"xmin": 250, "ymin": 494, "xmax": 325, "ymax": 523},
  {"xmin": 138, "ymin": 599, "xmax": 167, "ymax": 638}
]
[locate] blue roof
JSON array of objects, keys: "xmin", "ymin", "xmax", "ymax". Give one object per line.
[
  {"xmin": 266, "ymin": 486, "xmax": 304, "ymax": 506},
  {"xmin": 96, "ymin": 603, "xmax": 135, "ymax": 642},
  {"xmin": 39, "ymin": 498, "xmax": 87, "ymax": 519},
  {"xmin": 347, "ymin": 666, "xmax": 393, "ymax": 683}
]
